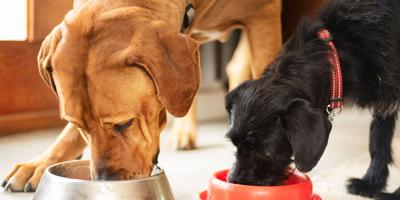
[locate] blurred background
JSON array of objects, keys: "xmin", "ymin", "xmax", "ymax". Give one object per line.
[{"xmin": 0, "ymin": 0, "xmax": 399, "ymax": 200}]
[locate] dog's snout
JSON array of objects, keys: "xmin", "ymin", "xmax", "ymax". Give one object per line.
[
  {"xmin": 227, "ymin": 168, "xmax": 245, "ymax": 184},
  {"xmin": 226, "ymin": 170, "xmax": 237, "ymax": 183},
  {"xmin": 94, "ymin": 167, "xmax": 122, "ymax": 180}
]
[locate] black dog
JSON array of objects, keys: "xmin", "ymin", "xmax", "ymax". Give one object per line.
[{"xmin": 225, "ymin": 0, "xmax": 400, "ymax": 199}]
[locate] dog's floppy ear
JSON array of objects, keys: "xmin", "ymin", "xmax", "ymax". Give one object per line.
[
  {"xmin": 127, "ymin": 22, "xmax": 200, "ymax": 117},
  {"xmin": 37, "ymin": 26, "xmax": 62, "ymax": 95},
  {"xmin": 285, "ymin": 99, "xmax": 332, "ymax": 172}
]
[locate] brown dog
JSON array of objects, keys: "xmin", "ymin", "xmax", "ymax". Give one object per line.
[{"xmin": 2, "ymin": 0, "xmax": 281, "ymax": 192}]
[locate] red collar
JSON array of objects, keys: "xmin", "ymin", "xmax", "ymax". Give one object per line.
[{"xmin": 317, "ymin": 29, "xmax": 343, "ymax": 113}]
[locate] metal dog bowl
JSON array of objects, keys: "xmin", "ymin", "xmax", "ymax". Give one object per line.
[{"xmin": 33, "ymin": 160, "xmax": 174, "ymax": 200}]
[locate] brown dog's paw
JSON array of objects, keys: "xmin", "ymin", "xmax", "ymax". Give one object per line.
[
  {"xmin": 176, "ymin": 136, "xmax": 196, "ymax": 150},
  {"xmin": 2, "ymin": 161, "xmax": 48, "ymax": 192},
  {"xmin": 169, "ymin": 118, "xmax": 197, "ymax": 150},
  {"xmin": 168, "ymin": 130, "xmax": 197, "ymax": 150}
]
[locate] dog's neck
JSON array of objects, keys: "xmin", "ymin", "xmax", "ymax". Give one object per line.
[
  {"xmin": 267, "ymin": 15, "xmax": 399, "ymax": 115},
  {"xmin": 262, "ymin": 18, "xmax": 368, "ymax": 110},
  {"xmin": 262, "ymin": 19, "xmax": 333, "ymax": 110}
]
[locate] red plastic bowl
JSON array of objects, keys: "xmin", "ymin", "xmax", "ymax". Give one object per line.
[{"xmin": 199, "ymin": 169, "xmax": 321, "ymax": 200}]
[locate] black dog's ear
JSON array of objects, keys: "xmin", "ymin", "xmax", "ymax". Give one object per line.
[{"xmin": 285, "ymin": 99, "xmax": 332, "ymax": 172}]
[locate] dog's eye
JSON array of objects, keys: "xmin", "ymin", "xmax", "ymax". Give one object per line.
[{"xmin": 113, "ymin": 119, "xmax": 134, "ymax": 132}]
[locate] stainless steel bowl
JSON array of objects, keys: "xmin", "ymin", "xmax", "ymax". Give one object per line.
[{"xmin": 33, "ymin": 160, "xmax": 174, "ymax": 200}]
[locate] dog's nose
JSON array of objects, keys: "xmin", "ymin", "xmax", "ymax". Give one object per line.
[{"xmin": 94, "ymin": 167, "xmax": 122, "ymax": 180}]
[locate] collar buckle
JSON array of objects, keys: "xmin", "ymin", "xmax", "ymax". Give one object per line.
[{"xmin": 326, "ymin": 105, "xmax": 343, "ymax": 122}]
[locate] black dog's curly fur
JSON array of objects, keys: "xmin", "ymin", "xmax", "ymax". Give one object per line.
[{"xmin": 225, "ymin": 0, "xmax": 400, "ymax": 199}]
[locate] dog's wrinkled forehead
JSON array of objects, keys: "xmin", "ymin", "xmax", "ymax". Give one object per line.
[{"xmin": 51, "ymin": 9, "xmax": 161, "ymax": 126}]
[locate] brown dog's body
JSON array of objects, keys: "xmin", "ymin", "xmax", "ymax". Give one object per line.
[{"xmin": 2, "ymin": 0, "xmax": 281, "ymax": 192}]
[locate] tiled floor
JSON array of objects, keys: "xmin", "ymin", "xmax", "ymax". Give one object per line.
[{"xmin": 0, "ymin": 109, "xmax": 399, "ymax": 200}]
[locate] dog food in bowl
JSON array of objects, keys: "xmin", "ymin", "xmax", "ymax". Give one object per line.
[{"xmin": 199, "ymin": 169, "xmax": 321, "ymax": 200}]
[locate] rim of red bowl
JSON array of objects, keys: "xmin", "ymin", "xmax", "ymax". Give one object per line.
[
  {"xmin": 199, "ymin": 191, "xmax": 321, "ymax": 200},
  {"xmin": 211, "ymin": 169, "xmax": 312, "ymax": 190}
]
